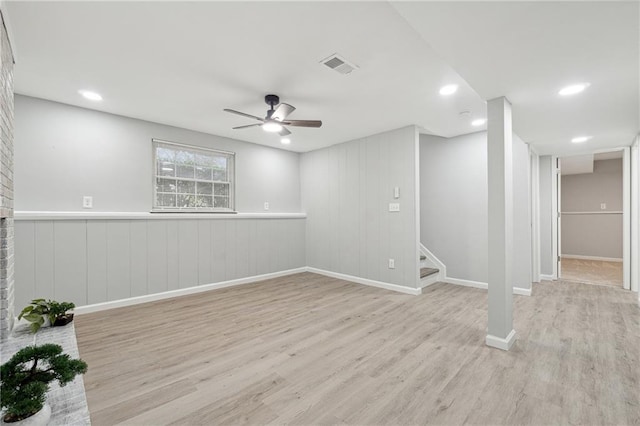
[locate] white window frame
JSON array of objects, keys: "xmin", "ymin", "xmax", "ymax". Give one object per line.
[{"xmin": 152, "ymin": 139, "xmax": 236, "ymax": 213}]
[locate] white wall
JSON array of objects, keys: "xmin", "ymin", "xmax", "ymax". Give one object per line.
[
  {"xmin": 561, "ymin": 159, "xmax": 623, "ymax": 259},
  {"xmin": 419, "ymin": 131, "xmax": 531, "ymax": 290},
  {"xmin": 301, "ymin": 126, "xmax": 420, "ymax": 290},
  {"xmin": 539, "ymin": 156, "xmax": 554, "ymax": 276},
  {"xmin": 14, "ymin": 95, "xmax": 301, "ymax": 213}
]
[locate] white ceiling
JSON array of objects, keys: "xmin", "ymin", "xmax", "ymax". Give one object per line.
[
  {"xmin": 391, "ymin": 1, "xmax": 639, "ymax": 157},
  {"xmin": 4, "ymin": 2, "xmax": 639, "ymax": 155},
  {"xmin": 4, "ymin": 1, "xmax": 486, "ymax": 153}
]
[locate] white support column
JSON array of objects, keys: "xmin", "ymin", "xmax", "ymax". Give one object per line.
[{"xmin": 486, "ymin": 97, "xmax": 516, "ymax": 351}]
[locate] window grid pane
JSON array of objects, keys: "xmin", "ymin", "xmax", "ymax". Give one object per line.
[{"xmin": 153, "ymin": 140, "xmax": 235, "ymax": 212}]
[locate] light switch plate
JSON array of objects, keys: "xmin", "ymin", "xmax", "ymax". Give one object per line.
[
  {"xmin": 394, "ymin": 187, "xmax": 400, "ymax": 199},
  {"xmin": 389, "ymin": 203, "xmax": 400, "ymax": 212}
]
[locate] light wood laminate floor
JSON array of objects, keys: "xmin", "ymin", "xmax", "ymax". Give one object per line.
[
  {"xmin": 75, "ymin": 273, "xmax": 640, "ymax": 425},
  {"xmin": 561, "ymin": 257, "xmax": 623, "ymax": 287}
]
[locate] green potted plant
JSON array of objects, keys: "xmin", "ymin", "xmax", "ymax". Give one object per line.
[
  {"xmin": 17, "ymin": 299, "xmax": 76, "ymax": 333},
  {"xmin": 48, "ymin": 301, "xmax": 75, "ymax": 327},
  {"xmin": 0, "ymin": 344, "xmax": 88, "ymax": 424}
]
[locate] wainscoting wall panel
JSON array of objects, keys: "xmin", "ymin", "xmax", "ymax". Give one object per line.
[
  {"xmin": 301, "ymin": 126, "xmax": 420, "ymax": 290},
  {"xmin": 14, "ymin": 217, "xmax": 306, "ymax": 310}
]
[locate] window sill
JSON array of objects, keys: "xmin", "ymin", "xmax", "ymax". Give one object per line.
[{"xmin": 14, "ymin": 211, "xmax": 307, "ymax": 221}]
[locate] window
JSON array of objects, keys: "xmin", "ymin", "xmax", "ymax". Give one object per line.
[{"xmin": 152, "ymin": 139, "xmax": 235, "ymax": 212}]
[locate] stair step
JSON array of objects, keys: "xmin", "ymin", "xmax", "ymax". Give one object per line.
[
  {"xmin": 420, "ymin": 254, "xmax": 426, "ymax": 261},
  {"xmin": 420, "ymin": 267, "xmax": 439, "ymax": 279}
]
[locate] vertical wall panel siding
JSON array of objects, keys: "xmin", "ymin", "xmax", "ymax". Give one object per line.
[
  {"xmin": 106, "ymin": 221, "xmax": 130, "ymax": 301},
  {"xmin": 86, "ymin": 221, "xmax": 108, "ymax": 304},
  {"xmin": 177, "ymin": 220, "xmax": 198, "ymax": 289},
  {"xmin": 34, "ymin": 221, "xmax": 55, "ymax": 302},
  {"xmin": 147, "ymin": 220, "xmax": 168, "ymax": 294},
  {"xmin": 301, "ymin": 126, "xmax": 420, "ymax": 289},
  {"xmin": 129, "ymin": 221, "xmax": 148, "ymax": 297},
  {"xmin": 235, "ymin": 220, "xmax": 250, "ymax": 279},
  {"xmin": 210, "ymin": 220, "xmax": 226, "ymax": 282},
  {"xmin": 53, "ymin": 221, "xmax": 87, "ymax": 305},
  {"xmin": 166, "ymin": 221, "xmax": 179, "ymax": 291},
  {"xmin": 254, "ymin": 220, "xmax": 269, "ymax": 276},
  {"xmin": 224, "ymin": 220, "xmax": 237, "ymax": 281},
  {"xmin": 247, "ymin": 220, "xmax": 258, "ymax": 277},
  {"xmin": 14, "ymin": 218, "xmax": 305, "ymax": 308},
  {"xmin": 197, "ymin": 220, "xmax": 212, "ymax": 285},
  {"xmin": 14, "ymin": 221, "xmax": 35, "ymax": 310}
]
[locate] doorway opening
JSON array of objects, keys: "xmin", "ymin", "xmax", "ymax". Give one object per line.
[{"xmin": 558, "ymin": 151, "xmax": 624, "ymax": 288}]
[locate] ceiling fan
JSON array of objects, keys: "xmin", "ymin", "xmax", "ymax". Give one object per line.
[{"xmin": 224, "ymin": 94, "xmax": 322, "ymax": 137}]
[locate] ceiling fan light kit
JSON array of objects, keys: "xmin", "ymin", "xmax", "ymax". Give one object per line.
[{"xmin": 224, "ymin": 94, "xmax": 322, "ymax": 139}]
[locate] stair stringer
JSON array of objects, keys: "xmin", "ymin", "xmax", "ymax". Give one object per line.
[{"xmin": 419, "ymin": 243, "xmax": 446, "ymax": 284}]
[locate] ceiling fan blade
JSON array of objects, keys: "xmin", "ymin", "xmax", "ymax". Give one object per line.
[
  {"xmin": 224, "ymin": 109, "xmax": 264, "ymax": 122},
  {"xmin": 279, "ymin": 127, "xmax": 291, "ymax": 136},
  {"xmin": 232, "ymin": 124, "xmax": 262, "ymax": 130},
  {"xmin": 271, "ymin": 103, "xmax": 296, "ymax": 121},
  {"xmin": 281, "ymin": 120, "xmax": 322, "ymax": 128}
]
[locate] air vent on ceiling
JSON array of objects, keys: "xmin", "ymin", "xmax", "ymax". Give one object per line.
[{"xmin": 320, "ymin": 53, "xmax": 358, "ymax": 75}]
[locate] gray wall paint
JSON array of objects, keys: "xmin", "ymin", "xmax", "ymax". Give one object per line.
[
  {"xmin": 420, "ymin": 131, "xmax": 531, "ymax": 289},
  {"xmin": 14, "ymin": 95, "xmax": 301, "ymax": 213},
  {"xmin": 562, "ymin": 159, "xmax": 623, "ymax": 211},
  {"xmin": 561, "ymin": 159, "xmax": 623, "ymax": 259},
  {"xmin": 14, "ymin": 218, "xmax": 305, "ymax": 309},
  {"xmin": 420, "ymin": 132, "xmax": 487, "ymax": 282},
  {"xmin": 539, "ymin": 156, "xmax": 554, "ymax": 275},
  {"xmin": 512, "ymin": 134, "xmax": 532, "ymax": 290},
  {"xmin": 301, "ymin": 126, "xmax": 419, "ymax": 289}
]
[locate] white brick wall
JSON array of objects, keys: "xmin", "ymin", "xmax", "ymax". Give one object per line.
[{"xmin": 0, "ymin": 11, "xmax": 15, "ymax": 339}]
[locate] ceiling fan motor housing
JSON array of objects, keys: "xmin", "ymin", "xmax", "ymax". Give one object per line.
[{"xmin": 265, "ymin": 94, "xmax": 280, "ymax": 107}]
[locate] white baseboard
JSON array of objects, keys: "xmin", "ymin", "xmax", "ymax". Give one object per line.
[
  {"xmin": 75, "ymin": 266, "xmax": 422, "ymax": 315},
  {"xmin": 561, "ymin": 254, "xmax": 623, "ymax": 262},
  {"xmin": 444, "ymin": 276, "xmax": 488, "ymax": 290},
  {"xmin": 513, "ymin": 287, "xmax": 532, "ymax": 296},
  {"xmin": 75, "ymin": 267, "xmax": 307, "ymax": 315},
  {"xmin": 445, "ymin": 276, "xmax": 531, "ymax": 296},
  {"xmin": 486, "ymin": 329, "xmax": 516, "ymax": 351},
  {"xmin": 540, "ymin": 274, "xmax": 555, "ymax": 281},
  {"xmin": 306, "ymin": 267, "xmax": 422, "ymax": 295}
]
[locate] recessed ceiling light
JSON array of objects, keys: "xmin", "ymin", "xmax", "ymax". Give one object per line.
[
  {"xmin": 559, "ymin": 83, "xmax": 590, "ymax": 96},
  {"xmin": 471, "ymin": 118, "xmax": 486, "ymax": 126},
  {"xmin": 78, "ymin": 90, "xmax": 102, "ymax": 101},
  {"xmin": 262, "ymin": 122, "xmax": 283, "ymax": 133},
  {"xmin": 439, "ymin": 84, "xmax": 458, "ymax": 96},
  {"xmin": 571, "ymin": 136, "xmax": 591, "ymax": 143},
  {"xmin": 281, "ymin": 138, "xmax": 291, "ymax": 145}
]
